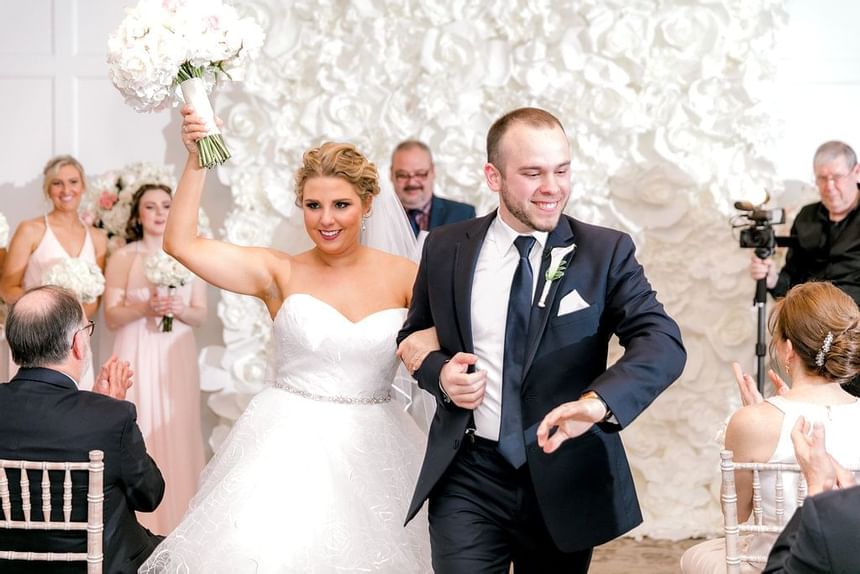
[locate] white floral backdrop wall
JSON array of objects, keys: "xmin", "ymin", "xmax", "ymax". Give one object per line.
[{"xmin": 203, "ymin": 0, "xmax": 789, "ymax": 538}]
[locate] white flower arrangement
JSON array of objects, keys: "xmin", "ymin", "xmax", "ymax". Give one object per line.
[
  {"xmin": 42, "ymin": 259, "xmax": 106, "ymax": 305},
  {"xmin": 107, "ymin": 0, "xmax": 265, "ymax": 168},
  {"xmin": 0, "ymin": 211, "xmax": 8, "ymax": 249},
  {"xmin": 79, "ymin": 162, "xmax": 212, "ymax": 253},
  {"xmin": 144, "ymin": 250, "xmax": 194, "ymax": 332}
]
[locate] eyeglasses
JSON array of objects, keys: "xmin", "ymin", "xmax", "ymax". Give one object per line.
[
  {"xmin": 815, "ymin": 172, "xmax": 854, "ymax": 186},
  {"xmin": 393, "ymin": 170, "xmax": 431, "ymax": 183},
  {"xmin": 75, "ymin": 320, "xmax": 95, "ymax": 339}
]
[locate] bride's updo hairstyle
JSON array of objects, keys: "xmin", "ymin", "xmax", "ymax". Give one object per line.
[
  {"xmin": 294, "ymin": 142, "xmax": 380, "ymax": 206},
  {"xmin": 42, "ymin": 154, "xmax": 87, "ymax": 199},
  {"xmin": 769, "ymin": 281, "xmax": 860, "ymax": 383}
]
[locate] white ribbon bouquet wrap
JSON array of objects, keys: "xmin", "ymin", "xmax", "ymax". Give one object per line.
[
  {"xmin": 144, "ymin": 250, "xmax": 193, "ymax": 332},
  {"xmin": 42, "ymin": 259, "xmax": 106, "ymax": 305},
  {"xmin": 0, "ymin": 211, "xmax": 8, "ymax": 249},
  {"xmin": 107, "ymin": 0, "xmax": 264, "ymax": 168}
]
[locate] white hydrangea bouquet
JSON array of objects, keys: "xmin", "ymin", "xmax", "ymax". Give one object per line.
[
  {"xmin": 107, "ymin": 0, "xmax": 264, "ymax": 169},
  {"xmin": 79, "ymin": 162, "xmax": 212, "ymax": 253},
  {"xmin": 144, "ymin": 250, "xmax": 193, "ymax": 332},
  {"xmin": 0, "ymin": 211, "xmax": 8, "ymax": 249},
  {"xmin": 42, "ymin": 259, "xmax": 106, "ymax": 304}
]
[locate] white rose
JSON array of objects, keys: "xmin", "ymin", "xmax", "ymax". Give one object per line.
[{"xmin": 223, "ymin": 209, "xmax": 280, "ymax": 247}]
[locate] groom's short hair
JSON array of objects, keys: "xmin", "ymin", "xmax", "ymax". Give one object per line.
[{"xmin": 487, "ymin": 107, "xmax": 566, "ymax": 170}]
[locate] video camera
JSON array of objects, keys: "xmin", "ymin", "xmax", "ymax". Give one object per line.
[{"xmin": 733, "ymin": 201, "xmax": 786, "ymax": 259}]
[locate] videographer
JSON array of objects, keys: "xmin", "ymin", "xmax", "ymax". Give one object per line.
[{"xmin": 751, "ymin": 141, "xmax": 860, "ymax": 306}]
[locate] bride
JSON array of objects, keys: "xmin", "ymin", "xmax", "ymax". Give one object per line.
[{"xmin": 140, "ymin": 106, "xmax": 432, "ymax": 573}]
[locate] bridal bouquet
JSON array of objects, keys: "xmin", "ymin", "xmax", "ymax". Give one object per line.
[
  {"xmin": 79, "ymin": 162, "xmax": 212, "ymax": 253},
  {"xmin": 107, "ymin": 0, "xmax": 265, "ymax": 168},
  {"xmin": 42, "ymin": 259, "xmax": 106, "ymax": 304},
  {"xmin": 144, "ymin": 250, "xmax": 193, "ymax": 332}
]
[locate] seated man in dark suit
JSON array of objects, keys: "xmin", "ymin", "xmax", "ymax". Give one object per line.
[
  {"xmin": 390, "ymin": 140, "xmax": 476, "ymax": 235},
  {"xmin": 764, "ymin": 417, "xmax": 860, "ymax": 573},
  {"xmin": 0, "ymin": 286, "xmax": 165, "ymax": 574}
]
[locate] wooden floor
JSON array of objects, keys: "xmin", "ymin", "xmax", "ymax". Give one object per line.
[{"xmin": 590, "ymin": 537, "xmax": 701, "ymax": 573}]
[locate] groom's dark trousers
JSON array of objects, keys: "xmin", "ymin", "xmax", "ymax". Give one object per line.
[{"xmin": 399, "ymin": 212, "xmax": 686, "ymax": 573}]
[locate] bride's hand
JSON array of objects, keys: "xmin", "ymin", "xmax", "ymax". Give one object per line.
[
  {"xmin": 180, "ymin": 105, "xmax": 222, "ymax": 155},
  {"xmin": 397, "ymin": 327, "xmax": 440, "ymax": 374}
]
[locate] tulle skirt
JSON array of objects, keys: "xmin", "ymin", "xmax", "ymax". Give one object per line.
[{"xmin": 139, "ymin": 386, "xmax": 432, "ymax": 573}]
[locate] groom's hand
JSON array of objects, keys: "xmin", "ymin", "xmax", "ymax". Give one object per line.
[
  {"xmin": 536, "ymin": 398, "xmax": 607, "ymax": 454},
  {"xmin": 440, "ymin": 352, "xmax": 487, "ymax": 409}
]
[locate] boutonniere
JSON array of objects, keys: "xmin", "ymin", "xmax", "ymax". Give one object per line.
[{"xmin": 537, "ymin": 243, "xmax": 576, "ymax": 308}]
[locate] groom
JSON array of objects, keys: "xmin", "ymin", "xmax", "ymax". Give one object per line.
[{"xmin": 398, "ymin": 107, "xmax": 686, "ymax": 572}]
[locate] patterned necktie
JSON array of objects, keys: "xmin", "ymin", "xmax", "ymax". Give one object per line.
[
  {"xmin": 407, "ymin": 209, "xmax": 422, "ymax": 236},
  {"xmin": 498, "ymin": 235, "xmax": 536, "ymax": 468}
]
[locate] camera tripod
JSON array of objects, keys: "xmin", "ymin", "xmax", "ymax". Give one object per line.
[
  {"xmin": 753, "ymin": 247, "xmax": 771, "ymax": 394},
  {"xmin": 751, "ymin": 236, "xmax": 795, "ymax": 393}
]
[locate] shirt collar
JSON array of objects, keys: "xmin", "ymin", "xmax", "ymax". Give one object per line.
[{"xmin": 489, "ymin": 209, "xmax": 548, "ymax": 256}]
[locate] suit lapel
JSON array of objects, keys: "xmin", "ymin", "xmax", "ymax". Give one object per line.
[
  {"xmin": 522, "ymin": 217, "xmax": 576, "ymax": 377},
  {"xmin": 429, "ymin": 195, "xmax": 447, "ymax": 228},
  {"xmin": 452, "ymin": 212, "xmax": 496, "ymax": 353}
]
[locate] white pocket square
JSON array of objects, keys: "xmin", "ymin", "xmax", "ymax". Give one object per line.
[{"xmin": 557, "ymin": 289, "xmax": 590, "ymax": 316}]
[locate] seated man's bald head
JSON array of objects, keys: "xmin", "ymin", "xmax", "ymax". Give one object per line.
[{"xmin": 6, "ymin": 286, "xmax": 84, "ymax": 368}]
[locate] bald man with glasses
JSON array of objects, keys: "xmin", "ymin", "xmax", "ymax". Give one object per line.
[
  {"xmin": 0, "ymin": 285, "xmax": 164, "ymax": 573},
  {"xmin": 390, "ymin": 140, "xmax": 476, "ymax": 236}
]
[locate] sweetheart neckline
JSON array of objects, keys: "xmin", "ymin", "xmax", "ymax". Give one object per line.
[{"xmin": 275, "ymin": 293, "xmax": 406, "ymax": 325}]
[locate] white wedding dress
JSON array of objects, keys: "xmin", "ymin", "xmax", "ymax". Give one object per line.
[{"xmin": 140, "ymin": 293, "xmax": 431, "ymax": 573}]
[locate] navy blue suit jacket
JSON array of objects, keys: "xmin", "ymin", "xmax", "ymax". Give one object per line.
[
  {"xmin": 0, "ymin": 368, "xmax": 164, "ymax": 574},
  {"xmin": 398, "ymin": 212, "xmax": 686, "ymax": 552},
  {"xmin": 764, "ymin": 485, "xmax": 860, "ymax": 573},
  {"xmin": 428, "ymin": 195, "xmax": 476, "ymax": 229}
]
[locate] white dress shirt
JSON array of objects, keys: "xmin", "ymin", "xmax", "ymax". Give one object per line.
[{"xmin": 470, "ymin": 212, "xmax": 547, "ymax": 440}]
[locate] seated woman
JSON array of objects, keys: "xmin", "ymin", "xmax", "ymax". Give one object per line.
[
  {"xmin": 681, "ymin": 281, "xmax": 860, "ymax": 574},
  {"xmin": 0, "ymin": 155, "xmax": 107, "ymax": 388}
]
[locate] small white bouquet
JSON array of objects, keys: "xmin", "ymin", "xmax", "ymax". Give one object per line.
[
  {"xmin": 0, "ymin": 211, "xmax": 8, "ymax": 249},
  {"xmin": 42, "ymin": 259, "xmax": 106, "ymax": 305},
  {"xmin": 107, "ymin": 0, "xmax": 265, "ymax": 169},
  {"xmin": 144, "ymin": 250, "xmax": 193, "ymax": 332}
]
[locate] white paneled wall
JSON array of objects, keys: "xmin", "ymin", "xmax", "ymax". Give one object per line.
[
  {"xmin": 776, "ymin": 0, "xmax": 860, "ymax": 182},
  {"xmin": 0, "ymin": 0, "xmax": 230, "ymax": 353}
]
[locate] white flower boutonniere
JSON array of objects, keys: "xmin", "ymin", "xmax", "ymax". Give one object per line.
[{"xmin": 537, "ymin": 244, "xmax": 577, "ymax": 308}]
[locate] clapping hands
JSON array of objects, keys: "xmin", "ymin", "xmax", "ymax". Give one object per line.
[
  {"xmin": 92, "ymin": 355, "xmax": 134, "ymax": 401},
  {"xmin": 733, "ymin": 362, "xmax": 789, "ymax": 407}
]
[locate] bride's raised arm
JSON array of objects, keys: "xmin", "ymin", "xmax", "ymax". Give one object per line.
[{"xmin": 165, "ymin": 105, "xmax": 286, "ymax": 309}]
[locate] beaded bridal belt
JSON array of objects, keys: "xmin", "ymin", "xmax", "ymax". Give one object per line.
[{"xmin": 273, "ymin": 381, "xmax": 392, "ymax": 405}]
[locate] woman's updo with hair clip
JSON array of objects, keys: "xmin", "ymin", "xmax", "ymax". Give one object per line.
[
  {"xmin": 769, "ymin": 281, "xmax": 860, "ymax": 383},
  {"xmin": 293, "ymin": 142, "xmax": 380, "ymax": 207}
]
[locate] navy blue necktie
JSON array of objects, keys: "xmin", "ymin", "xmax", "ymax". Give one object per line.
[
  {"xmin": 407, "ymin": 209, "xmax": 422, "ymax": 236},
  {"xmin": 498, "ymin": 235, "xmax": 536, "ymax": 468}
]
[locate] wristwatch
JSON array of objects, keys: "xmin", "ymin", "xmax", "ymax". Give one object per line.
[{"xmin": 580, "ymin": 391, "xmax": 612, "ymax": 423}]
